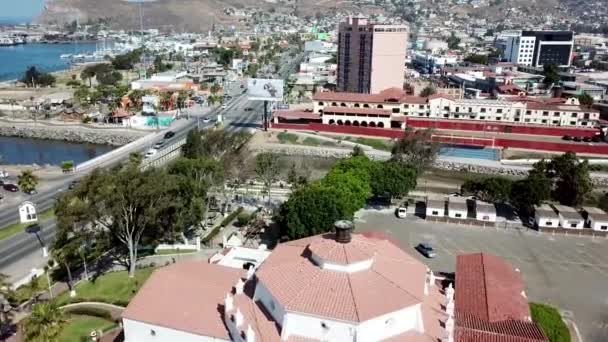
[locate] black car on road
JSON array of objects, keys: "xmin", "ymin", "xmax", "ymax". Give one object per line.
[{"xmin": 164, "ymin": 131, "xmax": 175, "ymax": 139}]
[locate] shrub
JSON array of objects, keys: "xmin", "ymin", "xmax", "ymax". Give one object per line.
[
  {"xmin": 63, "ymin": 307, "xmax": 113, "ymax": 320},
  {"xmin": 277, "ymin": 132, "xmax": 298, "ymax": 144},
  {"xmin": 237, "ymin": 212, "xmax": 251, "ymax": 226},
  {"xmin": 530, "ymin": 302, "xmax": 571, "ymax": 342}
]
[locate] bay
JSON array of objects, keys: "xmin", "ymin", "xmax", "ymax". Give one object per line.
[
  {"xmin": 0, "ymin": 42, "xmax": 97, "ymax": 81},
  {"xmin": 0, "ymin": 136, "xmax": 114, "ymax": 165}
]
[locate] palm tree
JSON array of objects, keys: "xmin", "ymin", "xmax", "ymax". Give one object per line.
[
  {"xmin": 23, "ymin": 303, "xmax": 65, "ymax": 342},
  {"xmin": 17, "ymin": 170, "xmax": 39, "ymax": 194}
]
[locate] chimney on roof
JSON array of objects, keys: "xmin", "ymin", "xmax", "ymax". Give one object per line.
[
  {"xmin": 246, "ymin": 324, "xmax": 256, "ymax": 342},
  {"xmin": 235, "ymin": 279, "xmax": 244, "ymax": 295},
  {"xmin": 334, "ymin": 220, "xmax": 354, "ymax": 244},
  {"xmin": 225, "ymin": 293, "xmax": 234, "ymax": 312},
  {"xmin": 235, "ymin": 308, "xmax": 244, "ymax": 327}
]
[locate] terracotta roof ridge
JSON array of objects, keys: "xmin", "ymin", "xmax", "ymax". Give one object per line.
[
  {"xmin": 480, "ymin": 253, "xmax": 490, "ymax": 321},
  {"xmin": 345, "ymin": 272, "xmax": 361, "ymax": 322},
  {"xmin": 370, "ymin": 267, "xmax": 422, "ymax": 302}
]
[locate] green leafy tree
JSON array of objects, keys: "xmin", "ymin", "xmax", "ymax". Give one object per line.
[
  {"xmin": 391, "ymin": 128, "xmax": 440, "ymax": 174},
  {"xmin": 53, "ymin": 165, "xmax": 196, "ymax": 278},
  {"xmin": 370, "ymin": 161, "xmax": 417, "ymax": 199},
  {"xmin": 17, "ymin": 169, "xmax": 39, "ymax": 194},
  {"xmin": 542, "ymin": 64, "xmax": 560, "ymax": 86},
  {"xmin": 447, "ymin": 32, "xmax": 461, "ymax": 49},
  {"xmin": 255, "ymin": 153, "xmax": 283, "ymax": 203},
  {"xmin": 80, "ymin": 65, "xmax": 97, "ymax": 87},
  {"xmin": 210, "ymin": 83, "xmax": 222, "ymax": 95},
  {"xmin": 24, "ymin": 302, "xmax": 65, "ymax": 342},
  {"xmin": 531, "ymin": 152, "xmax": 592, "ymax": 206},
  {"xmin": 21, "ymin": 66, "xmax": 56, "ymax": 87},
  {"xmin": 420, "ymin": 86, "xmax": 437, "ymax": 97},
  {"xmin": 464, "ymin": 54, "xmax": 489, "ymax": 65},
  {"xmin": 578, "ymin": 93, "xmax": 594, "ymax": 107},
  {"xmin": 461, "ymin": 177, "xmax": 513, "ymax": 203},
  {"xmin": 509, "ymin": 175, "xmax": 552, "ymax": 214},
  {"xmin": 276, "ymin": 183, "xmax": 349, "ymax": 240},
  {"xmin": 111, "ymin": 49, "xmax": 143, "ymax": 70},
  {"xmin": 351, "ymin": 145, "xmax": 366, "ymax": 157}
]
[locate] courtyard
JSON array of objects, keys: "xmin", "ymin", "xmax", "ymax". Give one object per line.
[{"xmin": 356, "ymin": 211, "xmax": 608, "ymax": 342}]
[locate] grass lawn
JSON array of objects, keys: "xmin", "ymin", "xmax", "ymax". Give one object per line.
[
  {"xmin": 56, "ymin": 267, "xmax": 156, "ymax": 306},
  {"xmin": 155, "ymin": 248, "xmax": 198, "ymax": 255},
  {"xmin": 0, "ymin": 208, "xmax": 55, "ymax": 241},
  {"xmin": 354, "ymin": 137, "xmax": 392, "ymax": 151},
  {"xmin": 277, "ymin": 132, "xmax": 299, "ymax": 144},
  {"xmin": 59, "ymin": 315, "xmax": 117, "ymax": 342},
  {"xmin": 12, "ymin": 272, "xmax": 51, "ymax": 304}
]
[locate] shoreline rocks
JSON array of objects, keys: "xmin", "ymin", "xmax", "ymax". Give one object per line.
[{"xmin": 0, "ymin": 124, "xmax": 146, "ymax": 146}]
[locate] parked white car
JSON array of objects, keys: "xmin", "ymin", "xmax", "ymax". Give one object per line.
[{"xmin": 396, "ymin": 207, "xmax": 408, "ymax": 219}]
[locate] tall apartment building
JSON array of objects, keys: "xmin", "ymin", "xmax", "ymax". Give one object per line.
[
  {"xmin": 505, "ymin": 31, "xmax": 574, "ymax": 67},
  {"xmin": 337, "ymin": 16, "xmax": 408, "ymax": 94}
]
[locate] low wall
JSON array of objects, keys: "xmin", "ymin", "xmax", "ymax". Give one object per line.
[
  {"xmin": 406, "ymin": 118, "xmax": 599, "ymax": 137},
  {"xmin": 271, "ymin": 122, "xmax": 608, "ymax": 155}
]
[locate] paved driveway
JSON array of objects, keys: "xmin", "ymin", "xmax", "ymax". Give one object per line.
[{"xmin": 356, "ymin": 211, "xmax": 608, "ymax": 342}]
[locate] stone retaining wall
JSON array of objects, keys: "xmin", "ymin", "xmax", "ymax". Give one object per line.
[{"xmin": 0, "ymin": 123, "xmax": 145, "ymax": 146}]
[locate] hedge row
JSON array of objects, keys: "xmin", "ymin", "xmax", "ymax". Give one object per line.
[
  {"xmin": 530, "ymin": 302, "xmax": 571, "ymax": 342},
  {"xmin": 202, "ymin": 207, "xmax": 244, "ymax": 244}
]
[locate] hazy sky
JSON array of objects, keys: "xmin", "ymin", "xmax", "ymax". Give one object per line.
[{"xmin": 0, "ymin": 0, "xmax": 45, "ymax": 19}]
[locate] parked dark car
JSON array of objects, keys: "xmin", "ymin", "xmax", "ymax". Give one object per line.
[
  {"xmin": 583, "ymin": 136, "xmax": 592, "ymax": 143},
  {"xmin": 68, "ymin": 180, "xmax": 80, "ymax": 190},
  {"xmin": 592, "ymin": 135, "xmax": 602, "ymax": 143},
  {"xmin": 244, "ymin": 107, "xmax": 253, "ymax": 112},
  {"xmin": 164, "ymin": 131, "xmax": 175, "ymax": 139},
  {"xmin": 562, "ymin": 135, "xmax": 573, "ymax": 141},
  {"xmin": 415, "ymin": 243, "xmax": 436, "ymax": 258},
  {"xmin": 3, "ymin": 184, "xmax": 19, "ymax": 192},
  {"xmin": 573, "ymin": 136, "xmax": 583, "ymax": 142}
]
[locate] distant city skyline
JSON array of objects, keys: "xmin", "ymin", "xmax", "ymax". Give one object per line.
[{"xmin": 0, "ymin": 0, "xmax": 45, "ymax": 21}]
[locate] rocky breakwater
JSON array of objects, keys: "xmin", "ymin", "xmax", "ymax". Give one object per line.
[{"xmin": 0, "ymin": 123, "xmax": 146, "ymax": 146}]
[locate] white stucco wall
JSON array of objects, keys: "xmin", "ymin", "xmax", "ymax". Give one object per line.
[
  {"xmin": 558, "ymin": 216, "xmax": 584, "ymax": 229},
  {"xmin": 356, "ymin": 304, "xmax": 424, "ymax": 342},
  {"xmin": 253, "ymin": 280, "xmax": 287, "ymax": 326},
  {"xmin": 448, "ymin": 209, "xmax": 467, "ymax": 219},
  {"xmin": 426, "ymin": 206, "xmax": 445, "ymax": 217},
  {"xmin": 123, "ymin": 318, "xmax": 228, "ymax": 342},
  {"xmin": 589, "ymin": 218, "xmax": 608, "ymax": 231},
  {"xmin": 534, "ymin": 214, "xmax": 560, "ymax": 228},
  {"xmin": 475, "ymin": 211, "xmax": 496, "ymax": 222},
  {"xmin": 281, "ymin": 312, "xmax": 355, "ymax": 341}
]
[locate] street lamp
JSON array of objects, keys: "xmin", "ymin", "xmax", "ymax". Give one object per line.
[{"xmin": 25, "ymin": 224, "xmax": 47, "ymax": 258}]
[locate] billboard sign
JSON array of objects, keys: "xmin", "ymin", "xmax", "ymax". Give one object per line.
[{"xmin": 247, "ymin": 78, "xmax": 284, "ymax": 101}]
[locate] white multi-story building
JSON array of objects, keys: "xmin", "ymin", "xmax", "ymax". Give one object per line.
[
  {"xmin": 312, "ymin": 88, "xmax": 599, "ymax": 129},
  {"xmin": 504, "ymin": 31, "xmax": 574, "ymax": 67},
  {"xmin": 122, "ymin": 221, "xmax": 448, "ymax": 342}
]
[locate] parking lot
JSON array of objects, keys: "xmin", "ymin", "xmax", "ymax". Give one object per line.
[{"xmin": 356, "ymin": 211, "xmax": 608, "ymax": 342}]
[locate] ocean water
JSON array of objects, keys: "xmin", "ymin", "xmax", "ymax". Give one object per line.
[{"xmin": 0, "ymin": 42, "xmax": 97, "ymax": 81}]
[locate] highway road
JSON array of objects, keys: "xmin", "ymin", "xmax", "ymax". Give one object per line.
[{"xmin": 0, "ymin": 49, "xmax": 302, "ymax": 282}]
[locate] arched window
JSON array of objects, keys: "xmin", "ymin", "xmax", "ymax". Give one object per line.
[
  {"xmin": 337, "ymin": 120, "xmax": 343, "ymax": 125},
  {"xmin": 329, "ymin": 119, "xmax": 335, "ymax": 124},
  {"xmin": 369, "ymin": 122, "xmax": 376, "ymax": 127},
  {"xmin": 363, "ymin": 104, "xmax": 370, "ymax": 108},
  {"xmin": 331, "ymin": 102, "xmax": 338, "ymax": 106},
  {"xmin": 354, "ymin": 103, "xmax": 360, "ymax": 107},
  {"xmin": 378, "ymin": 122, "xmax": 385, "ymax": 128},
  {"xmin": 340, "ymin": 102, "xmax": 347, "ymax": 107},
  {"xmin": 353, "ymin": 121, "xmax": 359, "ymax": 126},
  {"xmin": 345, "ymin": 120, "xmax": 351, "ymax": 126},
  {"xmin": 361, "ymin": 121, "xmax": 368, "ymax": 127},
  {"xmin": 377, "ymin": 104, "xmax": 384, "ymax": 109}
]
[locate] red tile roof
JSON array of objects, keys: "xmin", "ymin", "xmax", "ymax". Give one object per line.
[
  {"xmin": 122, "ymin": 261, "xmax": 245, "ymax": 339},
  {"xmin": 455, "ymin": 312, "xmax": 547, "ymax": 342},
  {"xmin": 456, "ymin": 253, "xmax": 530, "ymax": 322},
  {"xmin": 322, "ymin": 106, "xmax": 392, "ymax": 116},
  {"xmin": 455, "ymin": 253, "xmax": 547, "ymax": 342},
  {"xmin": 255, "ymin": 233, "xmax": 435, "ymax": 323},
  {"xmin": 273, "ymin": 110, "xmax": 321, "ymax": 120}
]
